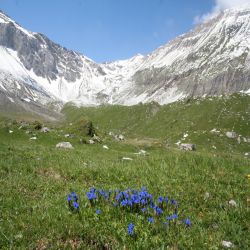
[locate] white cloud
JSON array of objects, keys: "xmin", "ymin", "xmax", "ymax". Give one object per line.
[{"xmin": 194, "ymin": 0, "xmax": 250, "ymax": 24}]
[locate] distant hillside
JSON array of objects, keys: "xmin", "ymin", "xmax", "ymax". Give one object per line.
[{"xmin": 62, "ymin": 94, "xmax": 250, "ymax": 154}]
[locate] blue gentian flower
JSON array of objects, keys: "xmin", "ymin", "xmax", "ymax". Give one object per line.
[
  {"xmin": 148, "ymin": 217, "xmax": 155, "ymax": 223},
  {"xmin": 121, "ymin": 200, "xmax": 128, "ymax": 207},
  {"xmin": 183, "ymin": 218, "xmax": 191, "ymax": 226},
  {"xmin": 158, "ymin": 196, "xmax": 164, "ymax": 203},
  {"xmin": 73, "ymin": 201, "xmax": 79, "ymax": 209},
  {"xmin": 128, "ymin": 223, "xmax": 134, "ymax": 236},
  {"xmin": 171, "ymin": 200, "xmax": 178, "ymax": 205},
  {"xmin": 96, "ymin": 209, "xmax": 101, "ymax": 215},
  {"xmin": 155, "ymin": 206, "xmax": 163, "ymax": 216},
  {"xmin": 166, "ymin": 214, "xmax": 178, "ymax": 220}
]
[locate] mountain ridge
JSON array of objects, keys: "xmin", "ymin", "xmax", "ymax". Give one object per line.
[{"xmin": 0, "ymin": 8, "xmax": 249, "ymax": 111}]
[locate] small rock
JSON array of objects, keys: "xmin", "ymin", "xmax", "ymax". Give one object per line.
[
  {"xmin": 64, "ymin": 134, "xmax": 74, "ymax": 138},
  {"xmin": 210, "ymin": 128, "xmax": 220, "ymax": 134},
  {"xmin": 212, "ymin": 145, "xmax": 217, "ymax": 149},
  {"xmin": 103, "ymin": 145, "xmax": 109, "ymax": 150},
  {"xmin": 237, "ymin": 137, "xmax": 241, "ymax": 144},
  {"xmin": 122, "ymin": 157, "xmax": 133, "ymax": 161},
  {"xmin": 180, "ymin": 143, "xmax": 196, "ymax": 151},
  {"xmin": 226, "ymin": 132, "xmax": 237, "ymax": 139},
  {"xmin": 30, "ymin": 137, "xmax": 37, "ymax": 140},
  {"xmin": 89, "ymin": 139, "xmax": 95, "ymax": 144},
  {"xmin": 221, "ymin": 240, "xmax": 234, "ymax": 248},
  {"xmin": 228, "ymin": 199, "xmax": 237, "ymax": 207},
  {"xmin": 175, "ymin": 140, "xmax": 181, "ymax": 145},
  {"xmin": 244, "ymin": 152, "xmax": 249, "ymax": 156},
  {"xmin": 41, "ymin": 127, "xmax": 50, "ymax": 133},
  {"xmin": 134, "ymin": 149, "xmax": 147, "ymax": 155},
  {"xmin": 56, "ymin": 142, "xmax": 73, "ymax": 149},
  {"xmin": 93, "ymin": 134, "xmax": 101, "ymax": 142},
  {"xmin": 9, "ymin": 130, "xmax": 13, "ymax": 134},
  {"xmin": 117, "ymin": 134, "xmax": 125, "ymax": 141},
  {"xmin": 204, "ymin": 192, "xmax": 210, "ymax": 200}
]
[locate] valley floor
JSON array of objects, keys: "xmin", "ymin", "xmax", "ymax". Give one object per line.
[{"xmin": 0, "ymin": 95, "xmax": 249, "ymax": 249}]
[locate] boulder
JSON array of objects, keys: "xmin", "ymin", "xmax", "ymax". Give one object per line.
[
  {"xmin": 180, "ymin": 143, "xmax": 196, "ymax": 151},
  {"xmin": 226, "ymin": 132, "xmax": 237, "ymax": 139},
  {"xmin": 56, "ymin": 142, "xmax": 73, "ymax": 149}
]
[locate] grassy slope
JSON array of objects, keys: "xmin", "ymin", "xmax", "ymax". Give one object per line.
[
  {"xmin": 63, "ymin": 94, "xmax": 250, "ymax": 154},
  {"xmin": 0, "ymin": 94, "xmax": 249, "ymax": 249}
]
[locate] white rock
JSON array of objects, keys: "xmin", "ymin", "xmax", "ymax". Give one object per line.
[
  {"xmin": 56, "ymin": 142, "xmax": 73, "ymax": 149},
  {"xmin": 89, "ymin": 139, "xmax": 95, "ymax": 144},
  {"xmin": 118, "ymin": 134, "xmax": 125, "ymax": 141},
  {"xmin": 122, "ymin": 157, "xmax": 133, "ymax": 161},
  {"xmin": 30, "ymin": 137, "xmax": 37, "ymax": 140},
  {"xmin": 212, "ymin": 145, "xmax": 217, "ymax": 149},
  {"xmin": 103, "ymin": 145, "xmax": 109, "ymax": 150},
  {"xmin": 244, "ymin": 152, "xmax": 249, "ymax": 156},
  {"xmin": 204, "ymin": 192, "xmax": 210, "ymax": 199},
  {"xmin": 210, "ymin": 128, "xmax": 220, "ymax": 133},
  {"xmin": 175, "ymin": 140, "xmax": 181, "ymax": 145},
  {"xmin": 226, "ymin": 132, "xmax": 237, "ymax": 139},
  {"xmin": 180, "ymin": 143, "xmax": 196, "ymax": 151},
  {"xmin": 9, "ymin": 130, "xmax": 13, "ymax": 133},
  {"xmin": 134, "ymin": 149, "xmax": 147, "ymax": 155},
  {"xmin": 221, "ymin": 240, "xmax": 234, "ymax": 248},
  {"xmin": 41, "ymin": 127, "xmax": 50, "ymax": 133},
  {"xmin": 228, "ymin": 199, "xmax": 237, "ymax": 207}
]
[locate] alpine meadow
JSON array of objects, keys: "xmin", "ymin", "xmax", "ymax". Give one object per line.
[{"xmin": 0, "ymin": 2, "xmax": 250, "ymax": 249}]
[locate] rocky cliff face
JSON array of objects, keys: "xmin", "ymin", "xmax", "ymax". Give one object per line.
[
  {"xmin": 128, "ymin": 8, "xmax": 250, "ymax": 103},
  {"xmin": 0, "ymin": 8, "xmax": 249, "ymax": 110}
]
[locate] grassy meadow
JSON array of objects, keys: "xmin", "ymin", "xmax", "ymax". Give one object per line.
[{"xmin": 0, "ymin": 94, "xmax": 249, "ymax": 249}]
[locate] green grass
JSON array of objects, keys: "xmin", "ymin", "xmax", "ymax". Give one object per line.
[
  {"xmin": 63, "ymin": 94, "xmax": 250, "ymax": 154},
  {"xmin": 0, "ymin": 94, "xmax": 250, "ymax": 249}
]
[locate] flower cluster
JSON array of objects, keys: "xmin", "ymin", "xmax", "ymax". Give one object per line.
[
  {"xmin": 67, "ymin": 187, "xmax": 191, "ymax": 236},
  {"xmin": 67, "ymin": 192, "xmax": 79, "ymax": 211}
]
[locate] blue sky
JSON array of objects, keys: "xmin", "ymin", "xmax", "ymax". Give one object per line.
[{"xmin": 0, "ymin": 0, "xmax": 215, "ymax": 62}]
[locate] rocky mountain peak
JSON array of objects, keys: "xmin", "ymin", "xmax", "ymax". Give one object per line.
[{"xmin": 0, "ymin": 8, "xmax": 249, "ymax": 111}]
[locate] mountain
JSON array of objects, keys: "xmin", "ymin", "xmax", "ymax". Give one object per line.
[{"xmin": 0, "ymin": 8, "xmax": 250, "ymax": 112}]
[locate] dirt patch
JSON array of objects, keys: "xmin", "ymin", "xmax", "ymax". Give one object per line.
[
  {"xmin": 36, "ymin": 167, "xmax": 63, "ymax": 181},
  {"xmin": 36, "ymin": 238, "xmax": 49, "ymax": 250}
]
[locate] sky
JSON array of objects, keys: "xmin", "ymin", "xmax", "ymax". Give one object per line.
[{"xmin": 0, "ymin": 0, "xmax": 249, "ymax": 62}]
